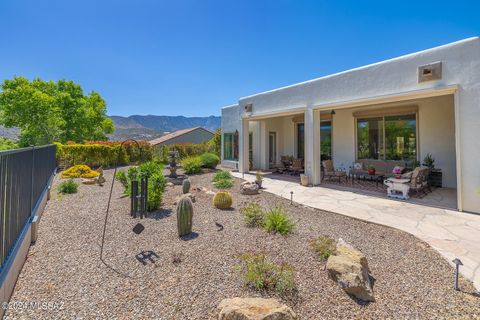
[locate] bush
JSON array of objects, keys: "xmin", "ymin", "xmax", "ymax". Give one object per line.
[
  {"xmin": 199, "ymin": 152, "xmax": 220, "ymax": 169},
  {"xmin": 58, "ymin": 179, "xmax": 78, "ymax": 194},
  {"xmin": 212, "ymin": 170, "xmax": 232, "ymax": 182},
  {"xmin": 213, "ymin": 178, "xmax": 233, "ymax": 189},
  {"xmin": 153, "ymin": 142, "xmax": 215, "ymax": 163},
  {"xmin": 310, "ymin": 236, "xmax": 336, "ymax": 261},
  {"xmin": 56, "ymin": 141, "xmax": 153, "ymax": 168},
  {"xmin": 236, "ymin": 252, "xmax": 295, "ymax": 294},
  {"xmin": 0, "ymin": 138, "xmax": 18, "ymax": 151},
  {"xmin": 115, "ymin": 161, "xmax": 166, "ymax": 211},
  {"xmin": 263, "ymin": 206, "xmax": 295, "ymax": 235},
  {"xmin": 61, "ymin": 165, "xmax": 100, "ymax": 178},
  {"xmin": 182, "ymin": 156, "xmax": 202, "ymax": 174},
  {"xmin": 240, "ymin": 202, "xmax": 265, "ymax": 227}
]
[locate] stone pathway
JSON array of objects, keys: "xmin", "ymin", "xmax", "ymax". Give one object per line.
[{"xmin": 233, "ymin": 172, "xmax": 480, "ymax": 291}]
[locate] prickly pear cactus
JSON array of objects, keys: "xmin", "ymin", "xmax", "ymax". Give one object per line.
[
  {"xmin": 177, "ymin": 195, "xmax": 193, "ymax": 236},
  {"xmin": 213, "ymin": 191, "xmax": 233, "ymax": 209},
  {"xmin": 182, "ymin": 178, "xmax": 191, "ymax": 194}
]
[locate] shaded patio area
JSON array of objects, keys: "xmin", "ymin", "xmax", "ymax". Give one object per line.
[
  {"xmin": 252, "ymin": 170, "xmax": 457, "ymax": 210},
  {"xmin": 234, "ymin": 171, "xmax": 480, "ymax": 291}
]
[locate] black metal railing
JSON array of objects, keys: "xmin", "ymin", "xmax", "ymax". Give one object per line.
[{"xmin": 0, "ymin": 144, "xmax": 56, "ymax": 273}]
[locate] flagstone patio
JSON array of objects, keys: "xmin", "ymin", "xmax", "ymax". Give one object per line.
[{"xmin": 233, "ymin": 172, "xmax": 480, "ymax": 291}]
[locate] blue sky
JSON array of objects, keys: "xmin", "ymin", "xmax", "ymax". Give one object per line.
[{"xmin": 0, "ymin": 1, "xmax": 478, "ymax": 117}]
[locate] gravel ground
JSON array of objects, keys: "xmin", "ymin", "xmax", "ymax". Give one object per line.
[{"xmin": 4, "ymin": 168, "xmax": 480, "ymax": 320}]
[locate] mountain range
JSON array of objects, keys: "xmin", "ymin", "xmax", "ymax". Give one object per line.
[
  {"xmin": 0, "ymin": 115, "xmax": 221, "ymax": 142},
  {"xmin": 107, "ymin": 115, "xmax": 221, "ymax": 141}
]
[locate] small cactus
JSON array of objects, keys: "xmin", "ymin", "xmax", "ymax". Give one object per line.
[
  {"xmin": 176, "ymin": 195, "xmax": 193, "ymax": 237},
  {"xmin": 213, "ymin": 191, "xmax": 233, "ymax": 209},
  {"xmin": 182, "ymin": 178, "xmax": 191, "ymax": 194}
]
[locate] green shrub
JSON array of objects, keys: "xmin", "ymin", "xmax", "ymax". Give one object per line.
[
  {"xmin": 263, "ymin": 206, "xmax": 295, "ymax": 235},
  {"xmin": 58, "ymin": 179, "xmax": 78, "ymax": 194},
  {"xmin": 56, "ymin": 141, "xmax": 153, "ymax": 168},
  {"xmin": 182, "ymin": 156, "xmax": 202, "ymax": 174},
  {"xmin": 240, "ymin": 202, "xmax": 265, "ymax": 227},
  {"xmin": 153, "ymin": 142, "xmax": 216, "ymax": 163},
  {"xmin": 213, "ymin": 178, "xmax": 233, "ymax": 189},
  {"xmin": 0, "ymin": 138, "xmax": 18, "ymax": 151},
  {"xmin": 236, "ymin": 252, "xmax": 295, "ymax": 294},
  {"xmin": 199, "ymin": 153, "xmax": 220, "ymax": 169},
  {"xmin": 310, "ymin": 236, "xmax": 336, "ymax": 261},
  {"xmin": 61, "ymin": 165, "xmax": 100, "ymax": 178},
  {"xmin": 115, "ymin": 161, "xmax": 166, "ymax": 211},
  {"xmin": 212, "ymin": 170, "xmax": 232, "ymax": 182}
]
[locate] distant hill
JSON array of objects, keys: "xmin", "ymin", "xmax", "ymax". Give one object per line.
[
  {"xmin": 108, "ymin": 115, "xmax": 221, "ymax": 141},
  {"xmin": 0, "ymin": 126, "xmax": 20, "ymax": 140},
  {"xmin": 0, "ymin": 115, "xmax": 222, "ymax": 142}
]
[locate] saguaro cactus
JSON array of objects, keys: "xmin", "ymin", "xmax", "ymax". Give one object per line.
[
  {"xmin": 177, "ymin": 195, "xmax": 193, "ymax": 236},
  {"xmin": 213, "ymin": 191, "xmax": 233, "ymax": 209},
  {"xmin": 182, "ymin": 178, "xmax": 191, "ymax": 194}
]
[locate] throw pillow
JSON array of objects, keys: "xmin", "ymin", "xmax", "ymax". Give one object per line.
[{"xmin": 353, "ymin": 162, "xmax": 363, "ymax": 170}]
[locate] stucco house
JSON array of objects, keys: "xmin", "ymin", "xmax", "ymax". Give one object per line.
[
  {"xmin": 221, "ymin": 37, "xmax": 480, "ymax": 214},
  {"xmin": 149, "ymin": 127, "xmax": 214, "ymax": 146}
]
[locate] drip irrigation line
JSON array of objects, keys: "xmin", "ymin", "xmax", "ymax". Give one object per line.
[{"xmin": 99, "ymin": 139, "xmax": 143, "ymax": 278}]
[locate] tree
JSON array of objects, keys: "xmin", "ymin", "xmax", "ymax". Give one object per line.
[
  {"xmin": 0, "ymin": 77, "xmax": 114, "ymax": 146},
  {"xmin": 208, "ymin": 128, "xmax": 221, "ymax": 156}
]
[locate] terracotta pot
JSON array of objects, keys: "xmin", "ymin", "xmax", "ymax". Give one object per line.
[{"xmin": 368, "ymin": 169, "xmax": 376, "ymax": 175}]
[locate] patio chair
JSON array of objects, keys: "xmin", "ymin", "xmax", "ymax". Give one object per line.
[
  {"xmin": 274, "ymin": 162, "xmax": 286, "ymax": 173},
  {"xmin": 409, "ymin": 167, "xmax": 431, "ymax": 197},
  {"xmin": 291, "ymin": 159, "xmax": 304, "ymax": 175},
  {"xmin": 322, "ymin": 160, "xmax": 346, "ymax": 182}
]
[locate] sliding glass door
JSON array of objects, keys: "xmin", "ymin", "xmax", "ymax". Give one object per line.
[
  {"xmin": 320, "ymin": 121, "xmax": 332, "ymax": 161},
  {"xmin": 356, "ymin": 114, "xmax": 417, "ymax": 162},
  {"xmin": 297, "ymin": 123, "xmax": 304, "ymax": 159}
]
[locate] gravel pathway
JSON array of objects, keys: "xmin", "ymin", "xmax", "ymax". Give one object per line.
[{"xmin": 4, "ymin": 169, "xmax": 480, "ymax": 319}]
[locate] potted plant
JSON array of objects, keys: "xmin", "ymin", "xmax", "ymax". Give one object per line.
[
  {"xmin": 367, "ymin": 165, "xmax": 376, "ymax": 175},
  {"xmin": 255, "ymin": 171, "xmax": 263, "ymax": 188},
  {"xmin": 392, "ymin": 166, "xmax": 402, "ymax": 179},
  {"xmin": 300, "ymin": 173, "xmax": 309, "ymax": 186},
  {"xmin": 423, "ymin": 153, "xmax": 435, "ymax": 169}
]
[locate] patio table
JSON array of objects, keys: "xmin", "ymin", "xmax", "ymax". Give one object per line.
[
  {"xmin": 350, "ymin": 172, "xmax": 385, "ymax": 188},
  {"xmin": 384, "ymin": 177, "xmax": 411, "ymax": 200}
]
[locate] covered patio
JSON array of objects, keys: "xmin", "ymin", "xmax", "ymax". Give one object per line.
[{"xmin": 241, "ymin": 92, "xmax": 460, "ymax": 211}]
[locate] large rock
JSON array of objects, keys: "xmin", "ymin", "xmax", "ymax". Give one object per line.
[
  {"xmin": 240, "ymin": 181, "xmax": 259, "ymax": 195},
  {"xmin": 326, "ymin": 239, "xmax": 375, "ymax": 302},
  {"xmin": 218, "ymin": 297, "xmax": 296, "ymax": 320}
]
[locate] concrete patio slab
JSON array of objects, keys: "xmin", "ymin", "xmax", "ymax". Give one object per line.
[{"xmin": 233, "ymin": 172, "xmax": 480, "ymax": 291}]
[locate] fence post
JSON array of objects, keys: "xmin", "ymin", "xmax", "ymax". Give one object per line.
[{"xmin": 30, "ymin": 145, "xmax": 35, "ymax": 217}]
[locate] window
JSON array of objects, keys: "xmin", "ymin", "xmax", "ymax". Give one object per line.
[
  {"xmin": 223, "ymin": 132, "xmax": 238, "ymax": 160},
  {"xmin": 320, "ymin": 121, "xmax": 332, "ymax": 161},
  {"xmin": 297, "ymin": 123, "xmax": 304, "ymax": 159},
  {"xmin": 356, "ymin": 114, "xmax": 416, "ymax": 162}
]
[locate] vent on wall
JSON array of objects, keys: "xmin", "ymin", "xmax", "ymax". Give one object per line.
[
  {"xmin": 244, "ymin": 103, "xmax": 253, "ymax": 113},
  {"xmin": 418, "ymin": 61, "xmax": 442, "ymax": 83}
]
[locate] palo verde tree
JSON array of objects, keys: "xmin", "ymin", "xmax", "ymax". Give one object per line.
[{"xmin": 0, "ymin": 76, "xmax": 114, "ymax": 146}]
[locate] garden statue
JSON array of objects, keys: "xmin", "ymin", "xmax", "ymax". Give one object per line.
[{"xmin": 168, "ymin": 148, "xmax": 179, "ymax": 178}]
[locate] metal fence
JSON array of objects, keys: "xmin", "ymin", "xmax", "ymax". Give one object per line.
[{"xmin": 0, "ymin": 145, "xmax": 56, "ymax": 272}]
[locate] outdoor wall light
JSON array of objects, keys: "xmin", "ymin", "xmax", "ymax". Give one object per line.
[
  {"xmin": 452, "ymin": 258, "xmax": 463, "ymax": 290},
  {"xmin": 330, "ymin": 110, "xmax": 336, "ymax": 115}
]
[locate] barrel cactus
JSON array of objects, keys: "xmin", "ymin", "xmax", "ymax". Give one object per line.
[
  {"xmin": 182, "ymin": 178, "xmax": 191, "ymax": 194},
  {"xmin": 213, "ymin": 191, "xmax": 233, "ymax": 209},
  {"xmin": 177, "ymin": 195, "xmax": 193, "ymax": 236}
]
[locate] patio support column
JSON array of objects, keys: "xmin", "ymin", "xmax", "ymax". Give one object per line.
[
  {"xmin": 239, "ymin": 118, "xmax": 249, "ymax": 173},
  {"xmin": 259, "ymin": 120, "xmax": 268, "ymax": 170},
  {"xmin": 305, "ymin": 108, "xmax": 321, "ymax": 185}
]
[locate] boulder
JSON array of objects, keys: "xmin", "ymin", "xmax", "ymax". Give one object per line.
[
  {"xmin": 326, "ymin": 239, "xmax": 375, "ymax": 302},
  {"xmin": 82, "ymin": 178, "xmax": 96, "ymax": 185},
  {"xmin": 218, "ymin": 297, "xmax": 296, "ymax": 320},
  {"xmin": 240, "ymin": 181, "xmax": 259, "ymax": 195},
  {"xmin": 166, "ymin": 182, "xmax": 174, "ymax": 187},
  {"xmin": 174, "ymin": 193, "xmax": 195, "ymax": 205}
]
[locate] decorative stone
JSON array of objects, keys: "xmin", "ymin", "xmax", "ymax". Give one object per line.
[
  {"xmin": 166, "ymin": 182, "xmax": 174, "ymax": 187},
  {"xmin": 174, "ymin": 193, "xmax": 195, "ymax": 205},
  {"xmin": 240, "ymin": 181, "xmax": 259, "ymax": 195},
  {"xmin": 218, "ymin": 297, "xmax": 297, "ymax": 320},
  {"xmin": 326, "ymin": 238, "xmax": 375, "ymax": 302},
  {"xmin": 81, "ymin": 178, "xmax": 96, "ymax": 185}
]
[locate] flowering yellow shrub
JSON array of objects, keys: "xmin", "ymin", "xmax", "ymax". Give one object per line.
[{"xmin": 61, "ymin": 165, "xmax": 100, "ymax": 179}]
